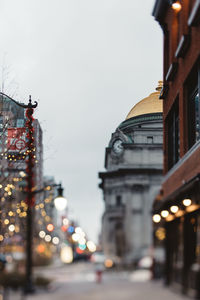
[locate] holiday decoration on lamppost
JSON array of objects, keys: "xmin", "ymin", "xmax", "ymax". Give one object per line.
[{"xmin": 24, "ymin": 96, "xmax": 38, "ymax": 294}]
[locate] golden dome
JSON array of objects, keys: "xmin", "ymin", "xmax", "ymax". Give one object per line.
[{"xmin": 126, "ymin": 81, "xmax": 163, "ymax": 120}]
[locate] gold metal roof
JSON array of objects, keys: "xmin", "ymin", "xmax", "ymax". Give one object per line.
[{"xmin": 126, "ymin": 81, "xmax": 163, "ymax": 120}]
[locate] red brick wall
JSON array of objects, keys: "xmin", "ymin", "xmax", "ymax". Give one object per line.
[{"xmin": 161, "ymin": 0, "xmax": 200, "ymax": 196}]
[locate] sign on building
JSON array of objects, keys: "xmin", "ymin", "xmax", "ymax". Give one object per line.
[{"xmin": 7, "ymin": 128, "xmax": 27, "ymax": 152}]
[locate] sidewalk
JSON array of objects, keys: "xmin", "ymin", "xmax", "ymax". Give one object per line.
[{"xmin": 3, "ymin": 280, "xmax": 189, "ymax": 300}]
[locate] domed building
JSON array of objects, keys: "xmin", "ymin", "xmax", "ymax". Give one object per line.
[{"xmin": 99, "ymin": 82, "xmax": 163, "ymax": 266}]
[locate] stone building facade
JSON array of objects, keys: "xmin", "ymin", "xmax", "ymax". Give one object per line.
[{"xmin": 99, "ymin": 83, "xmax": 163, "ymax": 266}]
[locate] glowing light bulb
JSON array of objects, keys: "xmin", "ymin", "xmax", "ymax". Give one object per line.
[
  {"xmin": 183, "ymin": 198, "xmax": 192, "ymax": 207},
  {"xmin": 54, "ymin": 196, "xmax": 67, "ymax": 211},
  {"xmin": 8, "ymin": 224, "xmax": 15, "ymax": 232},
  {"xmin": 87, "ymin": 241, "xmax": 96, "ymax": 252},
  {"xmin": 39, "ymin": 231, "xmax": 46, "ymax": 238},
  {"xmin": 47, "ymin": 223, "xmax": 54, "ymax": 232},
  {"xmin": 170, "ymin": 205, "xmax": 179, "ymax": 213},
  {"xmin": 52, "ymin": 237, "xmax": 59, "ymax": 245},
  {"xmin": 172, "ymin": 1, "xmax": 182, "ymax": 12},
  {"xmin": 72, "ymin": 233, "xmax": 80, "ymax": 242},
  {"xmin": 75, "ymin": 227, "xmax": 82, "ymax": 234},
  {"xmin": 63, "ymin": 218, "xmax": 69, "ymax": 226},
  {"xmin": 153, "ymin": 214, "xmax": 161, "ymax": 223},
  {"xmin": 45, "ymin": 235, "xmax": 51, "ymax": 242},
  {"xmin": 161, "ymin": 210, "xmax": 169, "ymax": 218}
]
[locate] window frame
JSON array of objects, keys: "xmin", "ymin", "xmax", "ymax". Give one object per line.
[{"xmin": 187, "ymin": 63, "xmax": 200, "ymax": 150}]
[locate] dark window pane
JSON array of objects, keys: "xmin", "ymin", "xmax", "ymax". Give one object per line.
[
  {"xmin": 168, "ymin": 101, "xmax": 179, "ymax": 169},
  {"xmin": 116, "ymin": 195, "xmax": 122, "ymax": 207},
  {"xmin": 188, "ymin": 87, "xmax": 199, "ymax": 148},
  {"xmin": 195, "ymin": 92, "xmax": 200, "ymax": 141}
]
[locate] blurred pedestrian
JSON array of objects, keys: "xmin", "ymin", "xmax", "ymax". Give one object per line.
[
  {"xmin": 0, "ymin": 253, "xmax": 6, "ymax": 271},
  {"xmin": 95, "ymin": 263, "xmax": 104, "ymax": 283}
]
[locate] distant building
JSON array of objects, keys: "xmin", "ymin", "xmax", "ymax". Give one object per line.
[
  {"xmin": 0, "ymin": 94, "xmax": 44, "ymax": 260},
  {"xmin": 99, "ymin": 83, "xmax": 163, "ymax": 266},
  {"xmin": 153, "ymin": 0, "xmax": 200, "ymax": 297},
  {"xmin": 0, "ymin": 94, "xmax": 43, "ymax": 201}
]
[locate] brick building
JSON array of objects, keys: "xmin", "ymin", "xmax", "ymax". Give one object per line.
[{"xmin": 153, "ymin": 0, "xmax": 200, "ymax": 298}]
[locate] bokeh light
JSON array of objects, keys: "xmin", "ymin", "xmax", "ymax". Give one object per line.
[{"xmin": 60, "ymin": 246, "xmax": 73, "ymax": 263}]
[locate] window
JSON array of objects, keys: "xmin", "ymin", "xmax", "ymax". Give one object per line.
[
  {"xmin": 147, "ymin": 136, "xmax": 153, "ymax": 144},
  {"xmin": 187, "ymin": 65, "xmax": 200, "ymax": 149},
  {"xmin": 168, "ymin": 99, "xmax": 180, "ymax": 170},
  {"xmin": 164, "ymin": 28, "xmax": 170, "ymax": 77},
  {"xmin": 116, "ymin": 195, "xmax": 122, "ymax": 207},
  {"xmin": 16, "ymin": 119, "xmax": 24, "ymax": 128}
]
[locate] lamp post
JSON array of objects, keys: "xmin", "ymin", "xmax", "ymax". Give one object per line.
[
  {"xmin": 24, "ymin": 97, "xmax": 38, "ymax": 294},
  {"xmin": 0, "ymin": 92, "xmax": 38, "ymax": 294},
  {"xmin": 54, "ymin": 184, "xmax": 67, "ymax": 211}
]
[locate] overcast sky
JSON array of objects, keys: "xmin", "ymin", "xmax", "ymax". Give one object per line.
[{"xmin": 0, "ymin": 0, "xmax": 162, "ymax": 243}]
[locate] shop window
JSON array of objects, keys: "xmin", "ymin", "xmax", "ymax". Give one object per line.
[
  {"xmin": 187, "ymin": 65, "xmax": 200, "ymax": 149},
  {"xmin": 168, "ymin": 99, "xmax": 180, "ymax": 170}
]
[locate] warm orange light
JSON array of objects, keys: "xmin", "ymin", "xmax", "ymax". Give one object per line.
[
  {"xmin": 61, "ymin": 225, "xmax": 67, "ymax": 232},
  {"xmin": 104, "ymin": 259, "xmax": 113, "ymax": 268},
  {"xmin": 76, "ymin": 247, "xmax": 84, "ymax": 254},
  {"xmin": 172, "ymin": 2, "xmax": 182, "ymax": 12},
  {"xmin": 37, "ymin": 244, "xmax": 45, "ymax": 253},
  {"xmin": 47, "ymin": 223, "xmax": 54, "ymax": 232}
]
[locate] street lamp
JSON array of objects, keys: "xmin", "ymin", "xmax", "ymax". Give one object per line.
[
  {"xmin": 54, "ymin": 184, "xmax": 67, "ymax": 211},
  {"xmin": 0, "ymin": 92, "xmax": 38, "ymax": 294}
]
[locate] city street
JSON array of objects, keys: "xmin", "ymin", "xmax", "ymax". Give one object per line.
[
  {"xmin": 1, "ymin": 1, "xmax": 200, "ymax": 299},
  {"xmin": 6, "ymin": 262, "xmax": 187, "ymax": 300}
]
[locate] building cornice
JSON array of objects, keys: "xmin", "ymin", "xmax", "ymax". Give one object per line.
[
  {"xmin": 152, "ymin": 0, "xmax": 169, "ymax": 24},
  {"xmin": 99, "ymin": 167, "xmax": 162, "ymax": 179},
  {"xmin": 163, "ymin": 140, "xmax": 200, "ymax": 182},
  {"xmin": 119, "ymin": 113, "xmax": 162, "ymax": 130},
  {"xmin": 154, "ymin": 173, "xmax": 200, "ymax": 212}
]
